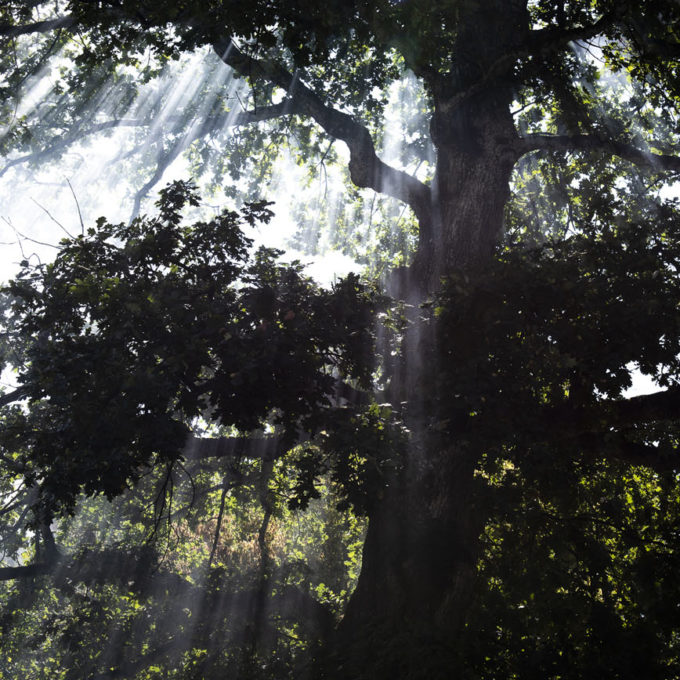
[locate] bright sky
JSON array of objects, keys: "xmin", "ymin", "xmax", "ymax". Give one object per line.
[{"xmin": 0, "ymin": 47, "xmax": 359, "ymax": 287}]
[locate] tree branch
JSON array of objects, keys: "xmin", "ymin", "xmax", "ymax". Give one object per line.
[
  {"xmin": 532, "ymin": 387, "xmax": 680, "ymax": 471},
  {"xmin": 594, "ymin": 387, "xmax": 680, "ymax": 429},
  {"xmin": 527, "ymin": 10, "xmax": 624, "ymax": 55},
  {"xmin": 577, "ymin": 432, "xmax": 678, "ymax": 473},
  {"xmin": 0, "ymin": 562, "xmax": 52, "ymax": 580},
  {"xmin": 183, "ymin": 379, "xmax": 371, "ymax": 463},
  {"xmin": 0, "ymin": 16, "xmax": 76, "ymax": 39},
  {"xmin": 532, "ymin": 387, "xmax": 680, "ymax": 437},
  {"xmin": 1, "ymin": 104, "xmax": 302, "ymax": 180},
  {"xmin": 464, "ymin": 387, "xmax": 680, "ymax": 471},
  {"xmin": 0, "ymin": 386, "xmax": 28, "ymax": 407},
  {"xmin": 519, "ymin": 133, "xmax": 680, "ymax": 172},
  {"xmin": 213, "ymin": 39, "xmax": 433, "ymax": 233}
]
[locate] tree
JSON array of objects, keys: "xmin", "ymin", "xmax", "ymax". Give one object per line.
[{"xmin": 2, "ymin": 1, "xmax": 680, "ymax": 677}]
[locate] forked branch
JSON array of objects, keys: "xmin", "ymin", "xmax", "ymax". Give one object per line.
[{"xmin": 213, "ymin": 38, "xmax": 433, "ymax": 232}]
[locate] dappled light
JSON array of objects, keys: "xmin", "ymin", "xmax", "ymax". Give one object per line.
[{"xmin": 2, "ymin": 2, "xmax": 680, "ymax": 679}]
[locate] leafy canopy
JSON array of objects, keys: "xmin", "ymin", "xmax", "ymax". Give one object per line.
[{"xmin": 2, "ymin": 181, "xmax": 394, "ymax": 517}]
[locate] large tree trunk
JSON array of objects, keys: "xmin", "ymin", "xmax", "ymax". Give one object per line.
[
  {"xmin": 324, "ymin": 6, "xmax": 530, "ymax": 676},
  {"xmin": 328, "ymin": 85, "xmax": 521, "ymax": 679}
]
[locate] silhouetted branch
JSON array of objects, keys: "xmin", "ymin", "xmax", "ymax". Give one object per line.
[
  {"xmin": 522, "ymin": 387, "xmax": 680, "ymax": 438},
  {"xmin": 184, "ymin": 381, "xmax": 371, "ymax": 461},
  {"xmin": 0, "ymin": 387, "xmax": 28, "ymax": 407},
  {"xmin": 461, "ymin": 386, "xmax": 680, "ymax": 471},
  {"xmin": 528, "ymin": 388, "xmax": 680, "ymax": 471},
  {"xmin": 0, "ymin": 16, "xmax": 76, "ymax": 38},
  {"xmin": 591, "ymin": 387, "xmax": 680, "ymax": 428},
  {"xmin": 0, "ymin": 562, "xmax": 52, "ymax": 580},
  {"xmin": 519, "ymin": 133, "xmax": 680, "ymax": 172},
  {"xmin": 213, "ymin": 38, "xmax": 433, "ymax": 233},
  {"xmin": 578, "ymin": 432, "xmax": 678, "ymax": 472}
]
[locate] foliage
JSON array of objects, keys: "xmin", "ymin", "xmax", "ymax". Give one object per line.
[
  {"xmin": 436, "ymin": 197, "xmax": 680, "ymax": 443},
  {"xmin": 3, "ymin": 0, "xmax": 680, "ymax": 678},
  {"xmin": 2, "ymin": 180, "xmax": 393, "ymax": 518}
]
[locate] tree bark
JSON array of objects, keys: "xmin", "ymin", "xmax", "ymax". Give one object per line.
[
  {"xmin": 325, "ymin": 3, "xmax": 531, "ymax": 664},
  {"xmin": 330, "ymin": 84, "xmax": 520, "ymax": 678}
]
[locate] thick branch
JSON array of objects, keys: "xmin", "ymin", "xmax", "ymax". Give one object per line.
[
  {"xmin": 0, "ymin": 562, "xmax": 52, "ymax": 580},
  {"xmin": 527, "ymin": 10, "xmax": 624, "ymax": 55},
  {"xmin": 462, "ymin": 387, "xmax": 680, "ymax": 471},
  {"xmin": 595, "ymin": 387, "xmax": 680, "ymax": 428},
  {"xmin": 183, "ymin": 380, "xmax": 370, "ymax": 462},
  {"xmin": 213, "ymin": 39, "xmax": 433, "ymax": 233},
  {"xmin": 0, "ymin": 386, "xmax": 28, "ymax": 407},
  {"xmin": 519, "ymin": 133, "xmax": 680, "ymax": 172},
  {"xmin": 578, "ymin": 432, "xmax": 678, "ymax": 473},
  {"xmin": 536, "ymin": 388, "xmax": 680, "ymax": 471},
  {"xmin": 533, "ymin": 387, "xmax": 680, "ymax": 437},
  {"xmin": 0, "ymin": 16, "xmax": 75, "ymax": 38}
]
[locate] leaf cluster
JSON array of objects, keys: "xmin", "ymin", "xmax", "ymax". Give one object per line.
[
  {"xmin": 435, "ymin": 198, "xmax": 680, "ymax": 452},
  {"xmin": 1, "ymin": 180, "xmax": 384, "ymax": 517}
]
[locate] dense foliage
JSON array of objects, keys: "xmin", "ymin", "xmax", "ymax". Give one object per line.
[{"xmin": 2, "ymin": 1, "xmax": 680, "ymax": 678}]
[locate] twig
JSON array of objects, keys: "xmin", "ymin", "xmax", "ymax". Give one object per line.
[
  {"xmin": 30, "ymin": 198, "xmax": 75, "ymax": 239},
  {"xmin": 2, "ymin": 217, "xmax": 59, "ymax": 250},
  {"xmin": 65, "ymin": 178, "xmax": 85, "ymax": 235}
]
